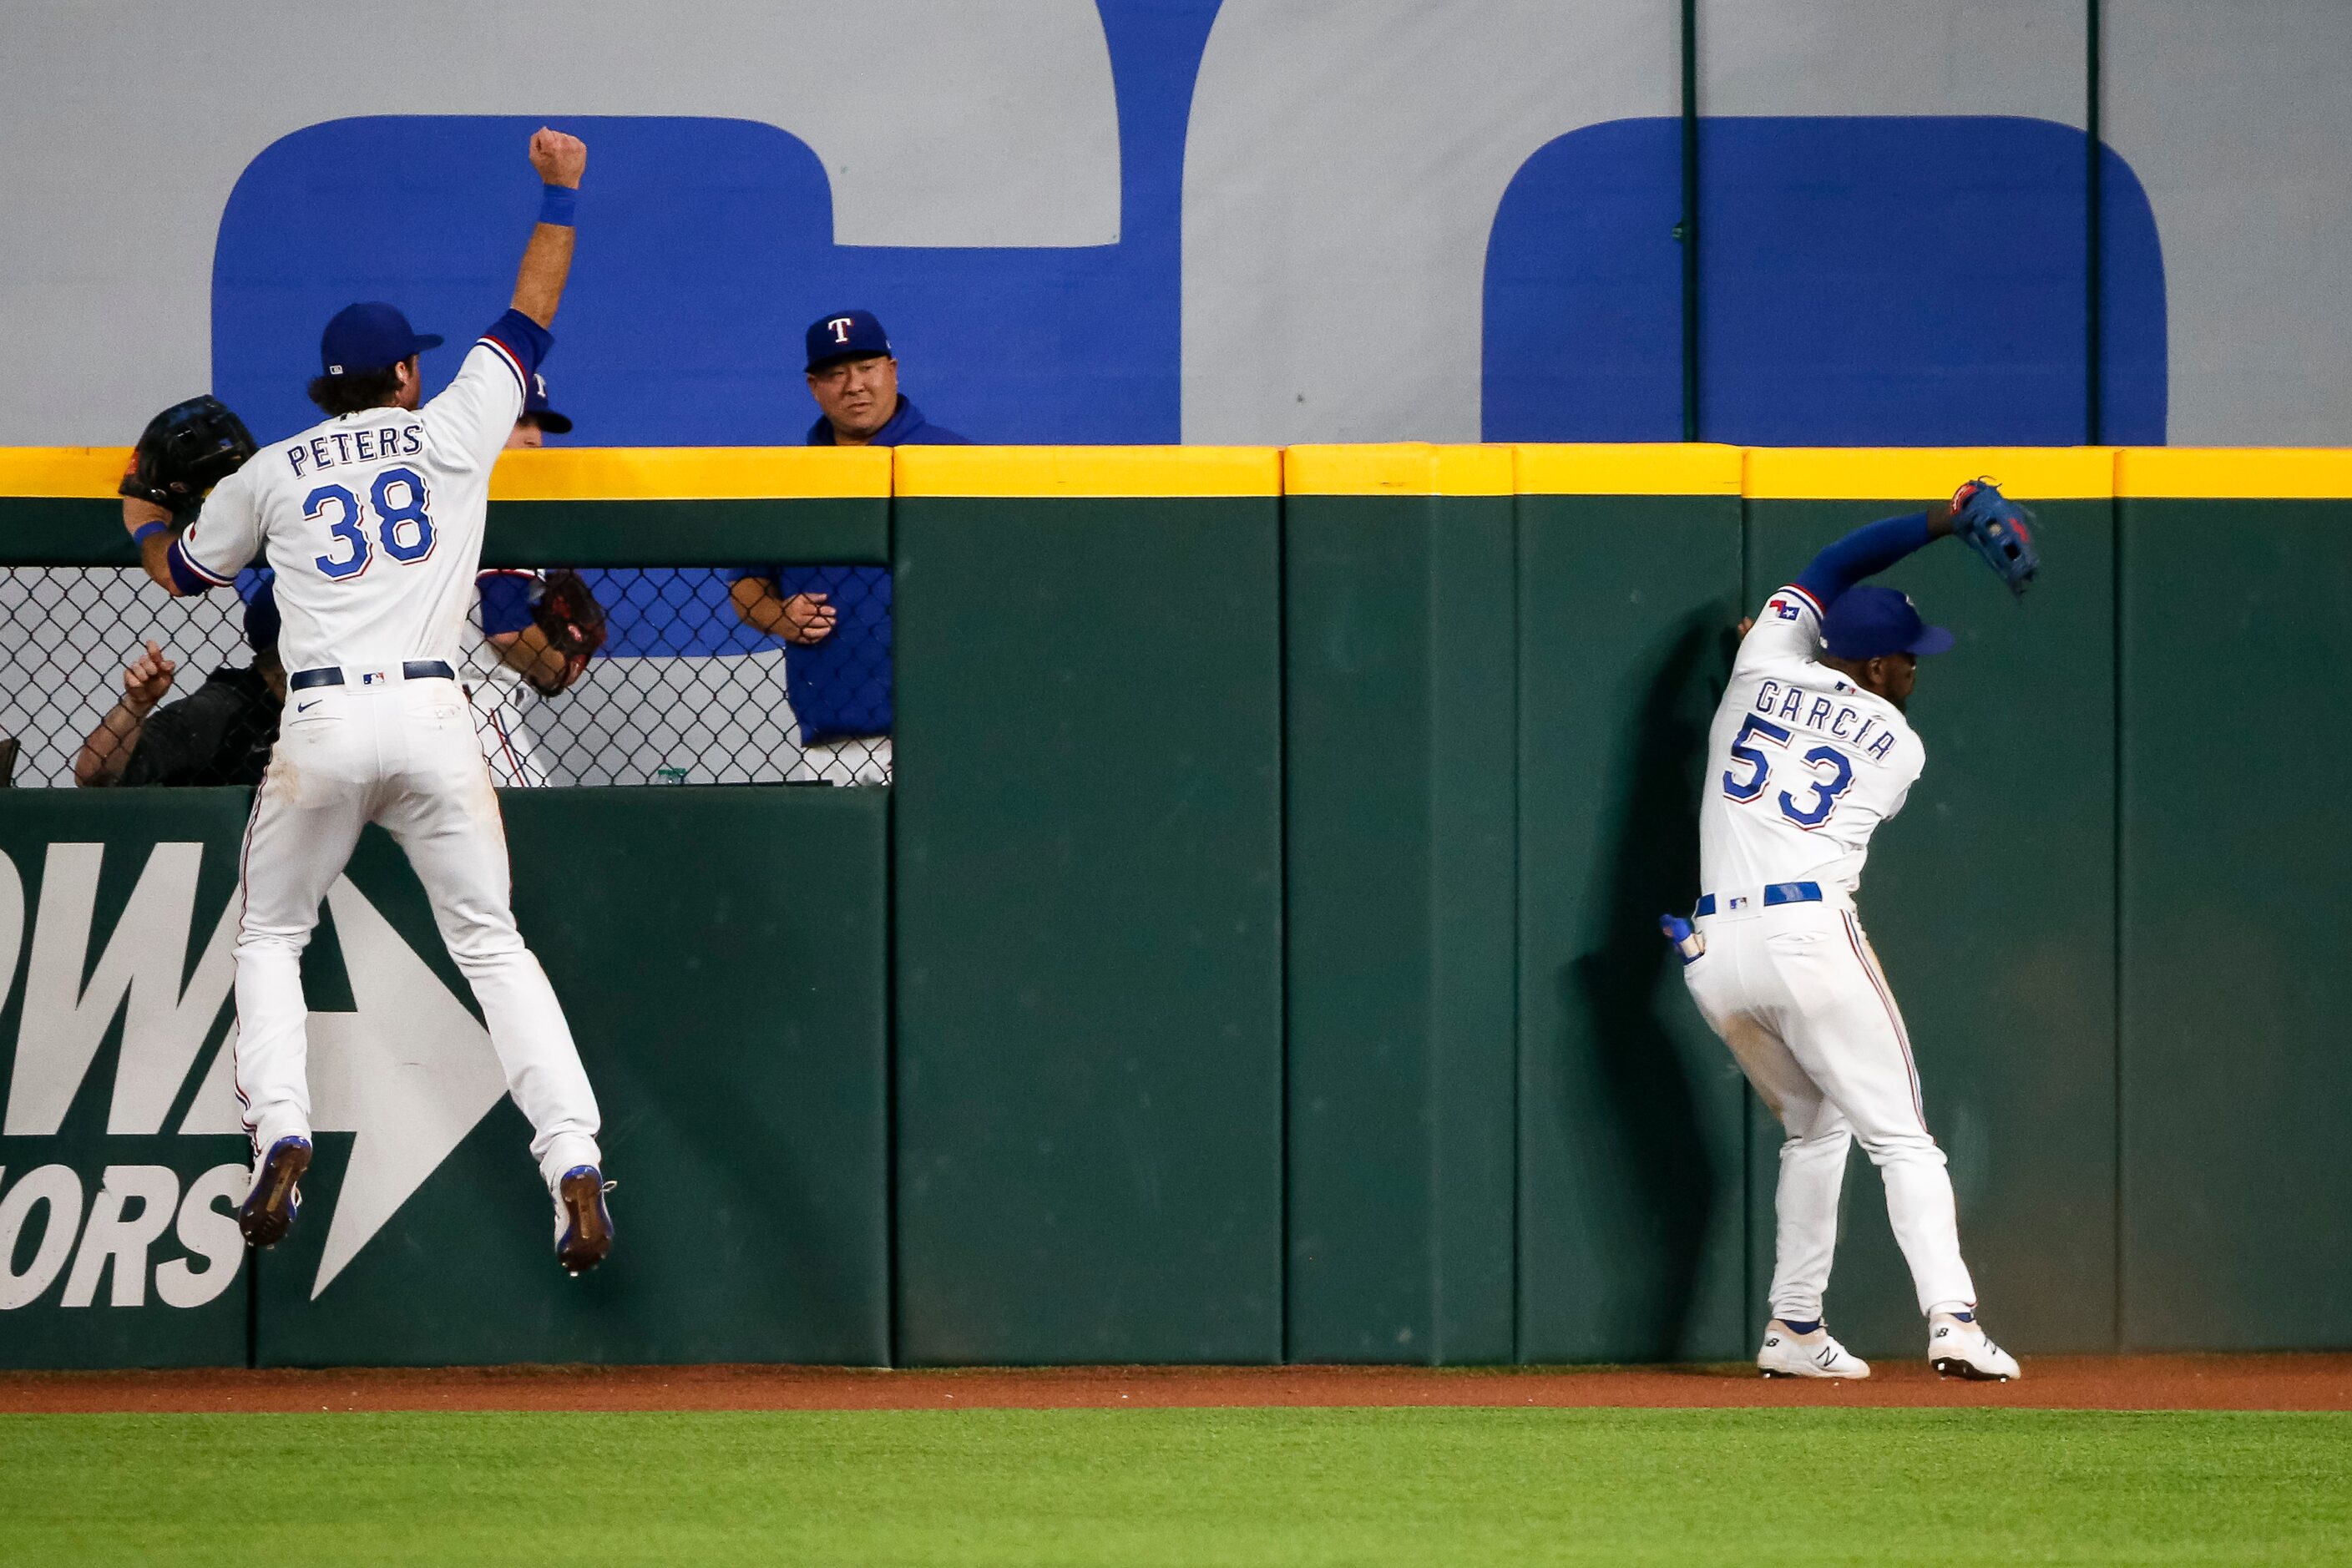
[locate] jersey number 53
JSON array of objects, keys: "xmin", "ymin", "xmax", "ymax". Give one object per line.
[
  {"xmin": 306, "ymin": 466, "xmax": 437, "ymax": 580},
  {"xmin": 1723, "ymin": 714, "xmax": 1856, "ymax": 829}
]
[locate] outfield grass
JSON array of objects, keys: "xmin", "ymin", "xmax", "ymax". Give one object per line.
[{"xmin": 3, "ymin": 1408, "xmax": 2346, "ymax": 1566}]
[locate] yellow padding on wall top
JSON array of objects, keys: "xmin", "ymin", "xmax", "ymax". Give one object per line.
[
  {"xmin": 1284, "ymin": 444, "xmax": 1512, "ymax": 496},
  {"xmin": 0, "ymin": 445, "xmax": 893, "ymax": 501},
  {"xmin": 488, "ymin": 446, "xmax": 888, "ymax": 500},
  {"xmin": 1744, "ymin": 448, "xmax": 2116, "ymax": 500},
  {"xmin": 895, "ymin": 445, "xmax": 1281, "ymax": 498},
  {"xmin": 1515, "ymin": 443, "xmax": 1743, "ymax": 495},
  {"xmin": 0, "ymin": 448, "xmax": 134, "ymax": 496},
  {"xmin": 14, "ymin": 444, "xmax": 2352, "ymax": 503},
  {"xmin": 2115, "ymin": 448, "xmax": 2352, "ymax": 498}
]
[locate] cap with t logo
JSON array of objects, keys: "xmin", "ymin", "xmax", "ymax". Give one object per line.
[
  {"xmin": 523, "ymin": 372, "xmax": 574, "ymax": 434},
  {"xmin": 805, "ymin": 309, "xmax": 892, "ymax": 372}
]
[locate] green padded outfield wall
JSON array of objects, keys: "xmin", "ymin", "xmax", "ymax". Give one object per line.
[
  {"xmin": 0, "ymin": 792, "xmax": 255, "ymax": 1369},
  {"xmin": 892, "ymin": 448, "xmax": 1286, "ymax": 1365},
  {"xmin": 1737, "ymin": 451, "xmax": 2120, "ymax": 1359},
  {"xmin": 0, "ymin": 788, "xmax": 889, "ymax": 1370},
  {"xmin": 2116, "ymin": 451, "xmax": 2352, "ymax": 1352},
  {"xmin": 8, "ymin": 443, "xmax": 2352, "ymax": 1366},
  {"xmin": 1514, "ymin": 446, "xmax": 1753, "ymax": 1364},
  {"xmin": 1281, "ymin": 446, "xmax": 1516, "ymax": 1364},
  {"xmin": 258, "ymin": 789, "xmax": 888, "ymax": 1367},
  {"xmin": 0, "ymin": 451, "xmax": 892, "ymax": 1368}
]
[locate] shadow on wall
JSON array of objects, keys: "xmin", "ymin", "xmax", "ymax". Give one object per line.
[{"xmin": 1553, "ymin": 609, "xmax": 1739, "ymax": 1359}]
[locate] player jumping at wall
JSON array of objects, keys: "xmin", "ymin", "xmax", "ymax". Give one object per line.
[
  {"xmin": 121, "ymin": 129, "xmax": 615, "ymax": 1276},
  {"xmin": 1663, "ymin": 479, "xmax": 2038, "ymax": 1381}
]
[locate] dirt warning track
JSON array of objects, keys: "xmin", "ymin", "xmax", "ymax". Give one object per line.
[{"xmin": 3, "ymin": 1356, "xmax": 2347, "ymax": 1414}]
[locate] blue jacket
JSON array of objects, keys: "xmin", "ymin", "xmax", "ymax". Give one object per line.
[{"xmin": 734, "ymin": 397, "xmax": 964, "ymax": 743}]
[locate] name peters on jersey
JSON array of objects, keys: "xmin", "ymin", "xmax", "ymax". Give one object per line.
[{"xmin": 286, "ymin": 421, "xmax": 425, "ymax": 478}]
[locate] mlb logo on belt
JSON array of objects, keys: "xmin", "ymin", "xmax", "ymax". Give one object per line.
[
  {"xmin": 1729, "ymin": 895, "xmax": 1749, "ymax": 910},
  {"xmin": 358, "ymin": 669, "xmax": 391, "ymax": 685}
]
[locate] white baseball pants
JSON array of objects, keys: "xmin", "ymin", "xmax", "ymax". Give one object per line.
[
  {"xmin": 468, "ymin": 682, "xmax": 549, "ymax": 787},
  {"xmin": 233, "ymin": 670, "xmax": 601, "ymax": 1195},
  {"xmin": 1682, "ymin": 897, "xmax": 1978, "ymax": 1322}
]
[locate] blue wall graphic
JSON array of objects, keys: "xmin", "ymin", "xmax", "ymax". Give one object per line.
[
  {"xmin": 207, "ymin": 18, "xmax": 2168, "ymax": 658},
  {"xmin": 1480, "ymin": 117, "xmax": 1687, "ymax": 443},
  {"xmin": 211, "ymin": 3, "xmax": 1225, "ymax": 449},
  {"xmin": 1484, "ymin": 116, "xmax": 2165, "ymax": 446}
]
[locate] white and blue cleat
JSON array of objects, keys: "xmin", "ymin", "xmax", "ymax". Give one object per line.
[
  {"xmin": 1758, "ymin": 1320, "xmax": 1872, "ymax": 1379},
  {"xmin": 1930, "ymin": 1312, "xmax": 2022, "ymax": 1381},
  {"xmin": 237, "ymin": 1136, "xmax": 312, "ymax": 1249}
]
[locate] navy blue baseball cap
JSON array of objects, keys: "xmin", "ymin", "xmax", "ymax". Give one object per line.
[
  {"xmin": 522, "ymin": 372, "xmax": 573, "ymax": 434},
  {"xmin": 805, "ymin": 309, "xmax": 892, "ymax": 372},
  {"xmin": 241, "ymin": 574, "xmax": 280, "ymax": 653},
  {"xmin": 1822, "ymin": 584, "xmax": 1955, "ymax": 660},
  {"xmin": 320, "ymin": 301, "xmax": 443, "ymax": 377}
]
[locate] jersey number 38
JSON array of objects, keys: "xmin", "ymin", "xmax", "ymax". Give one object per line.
[
  {"xmin": 306, "ymin": 467, "xmax": 436, "ymax": 580},
  {"xmin": 1723, "ymin": 714, "xmax": 1856, "ymax": 829}
]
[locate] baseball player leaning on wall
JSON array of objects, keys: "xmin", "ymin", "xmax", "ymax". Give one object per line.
[
  {"xmin": 729, "ymin": 310, "xmax": 967, "ymax": 786},
  {"xmin": 1663, "ymin": 480, "xmax": 2039, "ymax": 1381},
  {"xmin": 121, "ymin": 129, "xmax": 615, "ymax": 1277}
]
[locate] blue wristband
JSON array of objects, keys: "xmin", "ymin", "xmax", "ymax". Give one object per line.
[
  {"xmin": 539, "ymin": 184, "xmax": 577, "ymax": 227},
  {"xmin": 132, "ymin": 521, "xmax": 166, "ymax": 546}
]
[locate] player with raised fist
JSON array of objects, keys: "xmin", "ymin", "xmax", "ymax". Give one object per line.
[{"xmin": 123, "ymin": 128, "xmax": 615, "ymax": 1277}]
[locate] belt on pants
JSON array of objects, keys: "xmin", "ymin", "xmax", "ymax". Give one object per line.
[
  {"xmin": 289, "ymin": 660, "xmax": 456, "ymax": 691},
  {"xmin": 1693, "ymin": 881, "xmax": 1821, "ymax": 918}
]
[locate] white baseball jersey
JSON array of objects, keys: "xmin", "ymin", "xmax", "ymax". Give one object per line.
[
  {"xmin": 169, "ymin": 312, "xmax": 544, "ymax": 672},
  {"xmin": 207, "ymin": 307, "xmax": 600, "ymax": 1206},
  {"xmin": 1697, "ymin": 583, "xmax": 1925, "ymax": 900},
  {"xmin": 1686, "ymin": 578, "xmax": 1982, "ymax": 1329},
  {"xmin": 463, "ymin": 569, "xmax": 550, "ymax": 787}
]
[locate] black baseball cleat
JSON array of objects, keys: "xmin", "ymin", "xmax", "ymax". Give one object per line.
[
  {"xmin": 554, "ymin": 1165, "xmax": 615, "ymax": 1276},
  {"xmin": 237, "ymin": 1136, "xmax": 312, "ymax": 1248}
]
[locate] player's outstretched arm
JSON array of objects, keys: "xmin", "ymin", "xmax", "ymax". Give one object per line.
[
  {"xmin": 124, "ymin": 498, "xmax": 181, "ymax": 594},
  {"xmin": 124, "ymin": 492, "xmax": 250, "ymax": 599},
  {"xmin": 1788, "ymin": 496, "xmax": 1960, "ymax": 610},
  {"xmin": 512, "ymin": 129, "xmax": 585, "ymax": 328}
]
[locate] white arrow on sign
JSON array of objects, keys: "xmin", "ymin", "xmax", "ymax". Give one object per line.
[{"xmin": 179, "ymin": 875, "xmax": 506, "ymax": 1299}]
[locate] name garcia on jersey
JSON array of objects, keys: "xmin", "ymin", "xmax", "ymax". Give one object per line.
[
  {"xmin": 1748, "ymin": 678, "xmax": 1901, "ymax": 764},
  {"xmin": 286, "ymin": 422, "xmax": 423, "ymax": 478}
]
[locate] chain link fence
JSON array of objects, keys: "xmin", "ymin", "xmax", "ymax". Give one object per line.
[{"xmin": 0, "ymin": 565, "xmax": 891, "ymax": 789}]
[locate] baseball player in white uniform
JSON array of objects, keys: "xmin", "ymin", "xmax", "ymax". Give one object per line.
[
  {"xmin": 125, "ymin": 129, "xmax": 614, "ymax": 1275},
  {"xmin": 463, "ymin": 376, "xmax": 583, "ymax": 787},
  {"xmin": 1667, "ymin": 481, "xmax": 2038, "ymax": 1380},
  {"xmin": 466, "ymin": 564, "xmax": 553, "ymax": 786}
]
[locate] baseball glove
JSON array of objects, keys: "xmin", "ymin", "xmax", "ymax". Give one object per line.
[
  {"xmin": 119, "ymin": 397, "xmax": 256, "ymax": 520},
  {"xmin": 529, "ymin": 569, "xmax": 607, "ymax": 695},
  {"xmin": 1950, "ymin": 478, "xmax": 2039, "ymax": 597}
]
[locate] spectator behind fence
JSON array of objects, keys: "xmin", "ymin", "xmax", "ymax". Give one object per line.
[
  {"xmin": 76, "ymin": 578, "xmax": 283, "ymax": 787},
  {"xmin": 463, "ymin": 373, "xmax": 594, "ymax": 785},
  {"xmin": 728, "ymin": 310, "xmax": 966, "ymax": 786}
]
